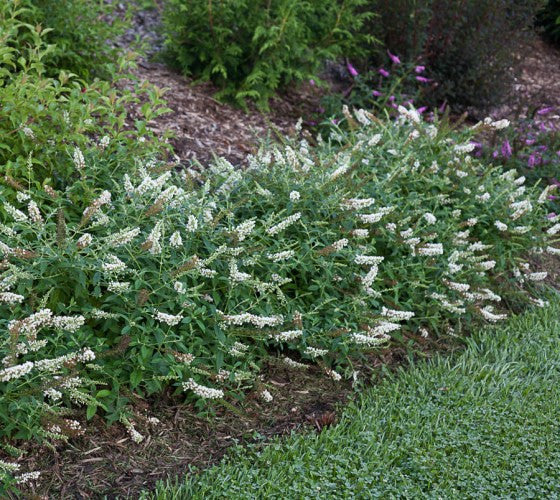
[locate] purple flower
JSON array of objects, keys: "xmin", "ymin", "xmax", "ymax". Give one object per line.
[
  {"xmin": 537, "ymin": 106, "xmax": 554, "ymax": 115},
  {"xmin": 547, "ymin": 212, "xmax": 557, "ymax": 219},
  {"xmin": 549, "ymin": 195, "xmax": 558, "ymax": 201},
  {"xmin": 379, "ymin": 68, "xmax": 390, "ymax": 77},
  {"xmin": 525, "ymin": 138, "xmax": 536, "ymax": 146},
  {"xmin": 403, "ymin": 99, "xmax": 414, "ymax": 106},
  {"xmin": 372, "ymin": 90, "xmax": 383, "ymax": 97},
  {"xmin": 438, "ymin": 102, "xmax": 447, "ymax": 113},
  {"xmin": 528, "ymin": 153, "xmax": 539, "ymax": 168},
  {"xmin": 552, "ymin": 178, "xmax": 560, "ymax": 187},
  {"xmin": 501, "ymin": 140, "xmax": 512, "ymax": 159},
  {"xmin": 331, "ymin": 118, "xmax": 339, "ymax": 125},
  {"xmin": 416, "ymin": 76, "xmax": 431, "ymax": 83},
  {"xmin": 346, "ymin": 62, "xmax": 359, "ymax": 78},
  {"xmin": 417, "ymin": 106, "xmax": 428, "ymax": 114},
  {"xmin": 389, "ymin": 95, "xmax": 396, "ymax": 102},
  {"xmin": 415, "ymin": 65, "xmax": 425, "ymax": 73},
  {"xmin": 387, "ymin": 50, "xmax": 401, "ymax": 64},
  {"xmin": 492, "ymin": 150, "xmax": 499, "ymax": 159},
  {"xmin": 309, "ymin": 79, "xmax": 316, "ymax": 86},
  {"xmin": 317, "ymin": 106, "xmax": 325, "ymax": 114}
]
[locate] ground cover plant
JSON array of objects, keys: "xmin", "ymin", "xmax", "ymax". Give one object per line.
[
  {"xmin": 1, "ymin": 104, "xmax": 559, "ymax": 491},
  {"xmin": 145, "ymin": 295, "xmax": 560, "ymax": 498},
  {"xmin": 160, "ymin": 0, "xmax": 373, "ymax": 108}
]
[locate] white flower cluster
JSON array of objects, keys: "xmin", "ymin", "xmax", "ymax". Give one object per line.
[
  {"xmin": 77, "ymin": 233, "xmax": 93, "ymax": 248},
  {"xmin": 4, "ymin": 202, "xmax": 28, "ymax": 223},
  {"xmin": 219, "ymin": 311, "xmax": 284, "ymax": 328},
  {"xmin": 169, "ymin": 231, "xmax": 183, "ymax": 248},
  {"xmin": 183, "ymin": 378, "xmax": 224, "ymax": 399},
  {"xmin": 267, "ymin": 212, "xmax": 301, "ymax": 236},
  {"xmin": 0, "ymin": 292, "xmax": 24, "ymax": 304},
  {"xmin": 272, "ymin": 330, "xmax": 303, "ymax": 342},
  {"xmin": 235, "ymin": 219, "xmax": 256, "ymax": 241},
  {"xmin": 417, "ymin": 243, "xmax": 444, "ymax": 256},
  {"xmin": 340, "ymin": 198, "xmax": 376, "ymax": 210},
  {"xmin": 155, "ymin": 311, "xmax": 183, "ymax": 326},
  {"xmin": 304, "ymin": 346, "xmax": 328, "ymax": 358},
  {"xmin": 381, "ymin": 307, "xmax": 415, "ymax": 321},
  {"xmin": 107, "ymin": 227, "xmax": 141, "ymax": 247},
  {"xmin": 267, "ymin": 250, "xmax": 295, "ymax": 262},
  {"xmin": 331, "ymin": 238, "xmax": 348, "ymax": 251}
]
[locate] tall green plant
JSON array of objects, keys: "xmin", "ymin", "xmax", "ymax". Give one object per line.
[{"xmin": 161, "ymin": 0, "xmax": 374, "ymax": 108}]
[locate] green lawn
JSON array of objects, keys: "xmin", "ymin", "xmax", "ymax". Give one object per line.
[{"xmin": 144, "ymin": 296, "xmax": 560, "ymax": 499}]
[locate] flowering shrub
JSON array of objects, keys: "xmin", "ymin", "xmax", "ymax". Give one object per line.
[
  {"xmin": 475, "ymin": 107, "xmax": 560, "ymax": 214},
  {"xmin": 160, "ymin": 0, "xmax": 373, "ymax": 108},
  {"xmin": 317, "ymin": 52, "xmax": 433, "ymax": 128},
  {"xmin": 1, "ymin": 105, "xmax": 557, "ymax": 486}
]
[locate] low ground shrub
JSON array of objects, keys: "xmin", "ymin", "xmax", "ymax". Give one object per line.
[
  {"xmin": 1, "ymin": 105, "xmax": 557, "ymax": 489},
  {"xmin": 367, "ymin": 0, "xmax": 543, "ymax": 110},
  {"xmin": 160, "ymin": 0, "xmax": 373, "ymax": 108}
]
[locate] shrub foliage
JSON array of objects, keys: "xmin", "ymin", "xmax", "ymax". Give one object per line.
[{"xmin": 161, "ymin": 0, "xmax": 372, "ymax": 107}]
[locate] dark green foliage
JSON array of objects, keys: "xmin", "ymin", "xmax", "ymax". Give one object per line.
[
  {"xmin": 161, "ymin": 0, "xmax": 374, "ymax": 108},
  {"xmin": 368, "ymin": 0, "xmax": 543, "ymax": 109},
  {"xmin": 537, "ymin": 0, "xmax": 560, "ymax": 45}
]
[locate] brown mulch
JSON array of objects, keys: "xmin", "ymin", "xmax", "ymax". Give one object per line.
[
  {"xmin": 487, "ymin": 36, "xmax": 560, "ymax": 121},
  {"xmin": 121, "ymin": 61, "xmax": 323, "ymax": 167}
]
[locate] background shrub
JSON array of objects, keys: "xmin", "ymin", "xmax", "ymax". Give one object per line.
[
  {"xmin": 537, "ymin": 0, "xmax": 560, "ymax": 45},
  {"xmin": 161, "ymin": 0, "xmax": 373, "ymax": 108},
  {"xmin": 367, "ymin": 0, "xmax": 543, "ymax": 110},
  {"xmin": 21, "ymin": 0, "xmax": 128, "ymax": 80},
  {"xmin": 0, "ymin": 1, "xmax": 171, "ymax": 196}
]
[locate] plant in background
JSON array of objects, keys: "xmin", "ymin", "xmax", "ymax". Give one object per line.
[
  {"xmin": 474, "ymin": 106, "xmax": 560, "ymax": 214},
  {"xmin": 1, "ymin": 105, "xmax": 557, "ymax": 489},
  {"xmin": 367, "ymin": 0, "xmax": 544, "ymax": 111},
  {"xmin": 20, "ymin": 0, "xmax": 129, "ymax": 80},
  {"xmin": 160, "ymin": 0, "xmax": 374, "ymax": 108},
  {"xmin": 537, "ymin": 0, "xmax": 560, "ymax": 45}
]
